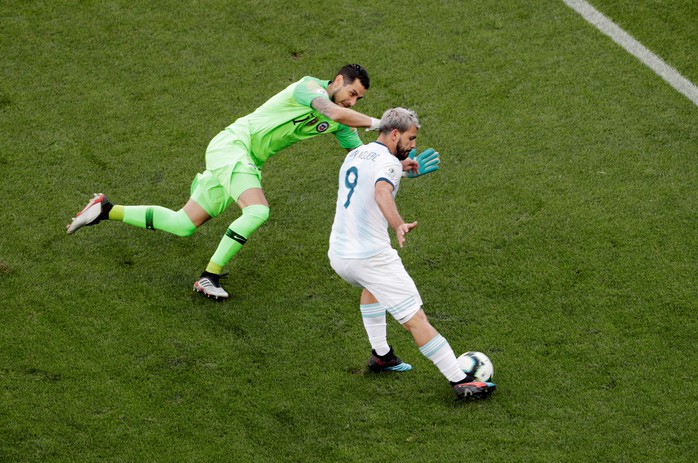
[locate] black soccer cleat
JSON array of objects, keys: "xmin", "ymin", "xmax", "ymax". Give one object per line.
[{"xmin": 367, "ymin": 347, "xmax": 413, "ymax": 372}]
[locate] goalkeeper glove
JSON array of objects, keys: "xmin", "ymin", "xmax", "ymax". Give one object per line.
[{"xmin": 405, "ymin": 148, "xmax": 440, "ymax": 178}]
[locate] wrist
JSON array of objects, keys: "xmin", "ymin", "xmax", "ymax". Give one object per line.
[{"xmin": 369, "ymin": 117, "xmax": 381, "ymax": 131}]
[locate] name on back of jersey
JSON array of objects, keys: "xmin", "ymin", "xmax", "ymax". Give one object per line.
[{"xmin": 348, "ymin": 148, "xmax": 379, "ymax": 162}]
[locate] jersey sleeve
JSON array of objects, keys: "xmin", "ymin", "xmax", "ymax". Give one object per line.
[
  {"xmin": 333, "ymin": 124, "xmax": 362, "ymax": 150},
  {"xmin": 293, "ymin": 77, "xmax": 330, "ymax": 107}
]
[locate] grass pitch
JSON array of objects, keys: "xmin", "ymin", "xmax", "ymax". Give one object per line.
[{"xmin": 1, "ymin": 1, "xmax": 696, "ymax": 461}]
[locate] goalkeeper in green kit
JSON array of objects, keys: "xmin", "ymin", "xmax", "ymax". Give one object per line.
[{"xmin": 67, "ymin": 64, "xmax": 441, "ymax": 300}]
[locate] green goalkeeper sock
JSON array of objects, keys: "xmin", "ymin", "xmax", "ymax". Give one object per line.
[
  {"xmin": 121, "ymin": 206, "xmax": 197, "ymax": 237},
  {"xmin": 209, "ymin": 205, "xmax": 269, "ymax": 269}
]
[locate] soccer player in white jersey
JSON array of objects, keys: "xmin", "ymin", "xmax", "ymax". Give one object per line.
[{"xmin": 328, "ymin": 108, "xmax": 496, "ymax": 400}]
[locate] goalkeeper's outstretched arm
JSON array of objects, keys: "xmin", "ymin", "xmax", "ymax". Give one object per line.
[{"xmin": 311, "ymin": 97, "xmax": 380, "ymax": 130}]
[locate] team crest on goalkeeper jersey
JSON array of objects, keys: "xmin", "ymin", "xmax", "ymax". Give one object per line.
[{"xmin": 317, "ymin": 122, "xmax": 329, "ymax": 132}]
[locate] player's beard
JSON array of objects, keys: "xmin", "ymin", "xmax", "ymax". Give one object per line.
[{"xmin": 395, "ymin": 140, "xmax": 411, "ymax": 160}]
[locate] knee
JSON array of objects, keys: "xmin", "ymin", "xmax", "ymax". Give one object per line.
[
  {"xmin": 402, "ymin": 309, "xmax": 428, "ymax": 330},
  {"xmin": 175, "ymin": 223, "xmax": 197, "ymax": 237},
  {"xmin": 173, "ymin": 209, "xmax": 198, "ymax": 237},
  {"xmin": 173, "ymin": 221, "xmax": 197, "ymax": 237},
  {"xmin": 243, "ymin": 204, "xmax": 270, "ymax": 225}
]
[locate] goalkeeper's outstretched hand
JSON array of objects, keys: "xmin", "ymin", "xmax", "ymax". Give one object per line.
[{"xmin": 405, "ymin": 148, "xmax": 440, "ymax": 178}]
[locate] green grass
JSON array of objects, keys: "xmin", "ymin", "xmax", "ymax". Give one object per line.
[{"xmin": 1, "ymin": 1, "xmax": 696, "ymax": 461}]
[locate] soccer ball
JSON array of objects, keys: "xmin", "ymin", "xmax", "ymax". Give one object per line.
[{"xmin": 457, "ymin": 351, "xmax": 494, "ymax": 382}]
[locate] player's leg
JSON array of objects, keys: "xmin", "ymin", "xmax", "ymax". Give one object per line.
[
  {"xmin": 205, "ymin": 186, "xmax": 269, "ymax": 273},
  {"xmin": 361, "ymin": 289, "xmax": 412, "ymax": 372},
  {"xmin": 403, "ymin": 309, "xmax": 495, "ymax": 400},
  {"xmin": 329, "ymin": 252, "xmax": 412, "ymax": 372},
  {"xmin": 360, "ymin": 250, "xmax": 495, "ymax": 399},
  {"xmin": 66, "ymin": 193, "xmax": 206, "ymax": 236},
  {"xmin": 401, "ymin": 309, "xmax": 495, "ymax": 400},
  {"xmin": 193, "ymin": 131, "xmax": 270, "ymax": 300},
  {"xmin": 194, "ymin": 178, "xmax": 270, "ymax": 300},
  {"xmin": 361, "ymin": 289, "xmax": 389, "ymax": 356},
  {"xmin": 113, "ymin": 199, "xmax": 206, "ymax": 236},
  {"xmin": 401, "ymin": 310, "xmax": 461, "ymax": 381}
]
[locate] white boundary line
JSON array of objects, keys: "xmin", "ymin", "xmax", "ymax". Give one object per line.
[{"xmin": 563, "ymin": 0, "xmax": 698, "ymax": 107}]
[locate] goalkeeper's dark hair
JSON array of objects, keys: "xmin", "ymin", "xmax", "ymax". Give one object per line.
[
  {"xmin": 336, "ymin": 64, "xmax": 370, "ymax": 90},
  {"xmin": 379, "ymin": 108, "xmax": 421, "ymax": 134}
]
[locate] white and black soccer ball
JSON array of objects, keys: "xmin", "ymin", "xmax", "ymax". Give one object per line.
[{"xmin": 457, "ymin": 351, "xmax": 494, "ymax": 382}]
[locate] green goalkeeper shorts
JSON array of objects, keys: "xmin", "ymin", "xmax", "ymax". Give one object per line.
[{"xmin": 190, "ymin": 131, "xmax": 263, "ymax": 218}]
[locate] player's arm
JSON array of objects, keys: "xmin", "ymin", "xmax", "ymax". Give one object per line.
[
  {"xmin": 311, "ymin": 97, "xmax": 380, "ymax": 130},
  {"xmin": 375, "ymin": 180, "xmax": 417, "ymax": 248}
]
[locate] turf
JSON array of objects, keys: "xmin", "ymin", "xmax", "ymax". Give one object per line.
[{"xmin": 1, "ymin": 1, "xmax": 696, "ymax": 461}]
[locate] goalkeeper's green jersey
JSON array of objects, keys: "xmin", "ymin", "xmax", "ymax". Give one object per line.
[{"xmin": 224, "ymin": 76, "xmax": 362, "ymax": 167}]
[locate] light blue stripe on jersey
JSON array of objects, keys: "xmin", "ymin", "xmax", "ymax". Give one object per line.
[
  {"xmin": 419, "ymin": 334, "xmax": 447, "ymax": 358},
  {"xmin": 386, "ymin": 296, "xmax": 417, "ymax": 321},
  {"xmin": 375, "ymin": 177, "xmax": 395, "ymax": 188},
  {"xmin": 360, "ymin": 303, "xmax": 385, "ymax": 318}
]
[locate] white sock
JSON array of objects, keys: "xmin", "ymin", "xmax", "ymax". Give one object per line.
[
  {"xmin": 418, "ymin": 333, "xmax": 466, "ymax": 383},
  {"xmin": 360, "ymin": 303, "xmax": 390, "ymax": 356}
]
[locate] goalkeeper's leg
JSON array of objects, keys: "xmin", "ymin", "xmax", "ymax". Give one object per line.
[
  {"xmin": 194, "ymin": 187, "xmax": 269, "ymax": 300},
  {"xmin": 111, "ymin": 201, "xmax": 203, "ymax": 237},
  {"xmin": 66, "ymin": 194, "xmax": 207, "ymax": 236}
]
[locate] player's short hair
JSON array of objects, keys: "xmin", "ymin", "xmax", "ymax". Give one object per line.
[
  {"xmin": 336, "ymin": 64, "xmax": 370, "ymax": 90},
  {"xmin": 379, "ymin": 108, "xmax": 420, "ymax": 133}
]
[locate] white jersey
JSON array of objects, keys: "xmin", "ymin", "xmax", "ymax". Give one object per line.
[{"xmin": 329, "ymin": 141, "xmax": 403, "ymax": 259}]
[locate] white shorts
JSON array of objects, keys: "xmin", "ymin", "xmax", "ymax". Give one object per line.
[{"xmin": 329, "ymin": 249, "xmax": 422, "ymax": 324}]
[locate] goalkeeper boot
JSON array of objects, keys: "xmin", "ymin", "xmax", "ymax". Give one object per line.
[
  {"xmin": 367, "ymin": 347, "xmax": 412, "ymax": 372},
  {"xmin": 451, "ymin": 376, "xmax": 496, "ymax": 401},
  {"xmin": 67, "ymin": 193, "xmax": 113, "ymax": 234},
  {"xmin": 193, "ymin": 271, "xmax": 229, "ymax": 300}
]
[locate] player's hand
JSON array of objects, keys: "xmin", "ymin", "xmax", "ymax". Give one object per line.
[
  {"xmin": 401, "ymin": 158, "xmax": 419, "ymax": 172},
  {"xmin": 405, "ymin": 148, "xmax": 440, "ymax": 178},
  {"xmin": 396, "ymin": 221, "xmax": 418, "ymax": 248}
]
